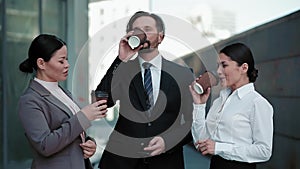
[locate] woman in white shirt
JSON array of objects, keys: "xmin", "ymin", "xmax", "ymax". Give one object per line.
[
  {"xmin": 18, "ymin": 34, "xmax": 107, "ymax": 169},
  {"xmin": 189, "ymin": 43, "xmax": 273, "ymax": 169}
]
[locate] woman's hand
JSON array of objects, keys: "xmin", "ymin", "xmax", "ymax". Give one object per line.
[
  {"xmin": 80, "ymin": 140, "xmax": 97, "ymax": 159},
  {"xmin": 81, "ymin": 100, "xmax": 108, "ymax": 121},
  {"xmin": 189, "ymin": 79, "xmax": 211, "ymax": 104},
  {"xmin": 195, "ymin": 139, "xmax": 215, "ymax": 155}
]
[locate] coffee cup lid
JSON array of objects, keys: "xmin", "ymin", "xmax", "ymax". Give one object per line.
[
  {"xmin": 128, "ymin": 36, "xmax": 140, "ymax": 49},
  {"xmin": 193, "ymin": 83, "xmax": 204, "ymax": 94}
]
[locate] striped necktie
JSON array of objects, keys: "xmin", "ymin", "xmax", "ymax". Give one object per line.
[{"xmin": 143, "ymin": 62, "xmax": 154, "ymax": 109}]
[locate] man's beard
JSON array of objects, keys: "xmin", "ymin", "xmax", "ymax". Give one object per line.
[
  {"xmin": 138, "ymin": 36, "xmax": 159, "ymax": 54},
  {"xmin": 139, "ymin": 47, "xmax": 155, "ymax": 53}
]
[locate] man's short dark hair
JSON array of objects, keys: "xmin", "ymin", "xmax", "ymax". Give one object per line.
[{"xmin": 126, "ymin": 11, "xmax": 165, "ymax": 36}]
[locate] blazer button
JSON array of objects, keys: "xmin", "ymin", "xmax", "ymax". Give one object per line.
[{"xmin": 148, "ymin": 123, "xmax": 151, "ymax": 126}]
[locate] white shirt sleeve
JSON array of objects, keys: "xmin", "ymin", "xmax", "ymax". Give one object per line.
[{"xmin": 192, "ymin": 103, "xmax": 209, "ymax": 145}]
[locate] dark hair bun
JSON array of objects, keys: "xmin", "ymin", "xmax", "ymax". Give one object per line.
[
  {"xmin": 19, "ymin": 58, "xmax": 33, "ymax": 73},
  {"xmin": 249, "ymin": 68, "xmax": 258, "ymax": 82}
]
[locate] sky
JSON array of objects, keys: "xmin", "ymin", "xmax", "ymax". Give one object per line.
[
  {"xmin": 151, "ymin": 0, "xmax": 300, "ymax": 33},
  {"xmin": 87, "ymin": 0, "xmax": 300, "ymax": 90}
]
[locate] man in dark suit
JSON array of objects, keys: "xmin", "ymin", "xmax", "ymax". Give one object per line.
[{"xmin": 96, "ymin": 11, "xmax": 194, "ymax": 169}]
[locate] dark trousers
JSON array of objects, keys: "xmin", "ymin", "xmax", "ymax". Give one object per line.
[
  {"xmin": 99, "ymin": 149, "xmax": 184, "ymax": 169},
  {"xmin": 210, "ymin": 155, "xmax": 256, "ymax": 169}
]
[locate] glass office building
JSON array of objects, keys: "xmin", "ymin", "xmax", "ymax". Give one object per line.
[{"xmin": 0, "ymin": 0, "xmax": 88, "ymax": 168}]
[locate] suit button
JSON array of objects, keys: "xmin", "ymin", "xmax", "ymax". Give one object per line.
[
  {"xmin": 148, "ymin": 123, "xmax": 151, "ymax": 126},
  {"xmin": 141, "ymin": 142, "xmax": 144, "ymax": 146}
]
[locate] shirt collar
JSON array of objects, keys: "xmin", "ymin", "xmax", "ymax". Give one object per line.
[
  {"xmin": 220, "ymin": 83, "xmax": 255, "ymax": 100},
  {"xmin": 220, "ymin": 88, "xmax": 232, "ymax": 100},
  {"xmin": 138, "ymin": 53, "xmax": 162, "ymax": 70},
  {"xmin": 233, "ymin": 83, "xmax": 255, "ymax": 99},
  {"xmin": 34, "ymin": 77, "xmax": 59, "ymax": 90}
]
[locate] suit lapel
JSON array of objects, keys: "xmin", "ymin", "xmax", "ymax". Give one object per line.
[
  {"xmin": 129, "ymin": 59, "xmax": 148, "ymax": 110},
  {"xmin": 29, "ymin": 80, "xmax": 74, "ymax": 117},
  {"xmin": 129, "ymin": 58, "xmax": 173, "ymax": 110},
  {"xmin": 46, "ymin": 96, "xmax": 74, "ymax": 117},
  {"xmin": 159, "ymin": 58, "xmax": 172, "ymax": 97}
]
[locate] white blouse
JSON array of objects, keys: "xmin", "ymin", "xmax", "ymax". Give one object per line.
[{"xmin": 192, "ymin": 83, "xmax": 274, "ymax": 163}]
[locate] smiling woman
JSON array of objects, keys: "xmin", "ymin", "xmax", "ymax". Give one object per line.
[
  {"xmin": 17, "ymin": 34, "xmax": 108, "ymax": 169},
  {"xmin": 190, "ymin": 43, "xmax": 274, "ymax": 169}
]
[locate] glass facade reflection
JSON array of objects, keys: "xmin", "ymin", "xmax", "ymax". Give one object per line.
[{"xmin": 0, "ymin": 0, "xmax": 87, "ymax": 168}]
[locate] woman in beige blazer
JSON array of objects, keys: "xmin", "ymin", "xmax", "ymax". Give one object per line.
[{"xmin": 18, "ymin": 34, "xmax": 107, "ymax": 169}]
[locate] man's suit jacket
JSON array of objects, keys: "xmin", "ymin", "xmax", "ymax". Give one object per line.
[
  {"xmin": 97, "ymin": 57, "xmax": 194, "ymax": 169},
  {"xmin": 18, "ymin": 80, "xmax": 93, "ymax": 169}
]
